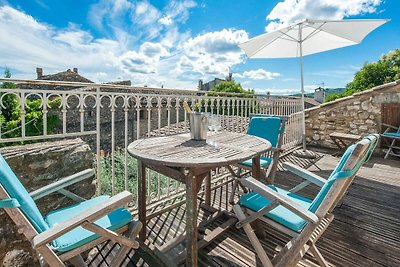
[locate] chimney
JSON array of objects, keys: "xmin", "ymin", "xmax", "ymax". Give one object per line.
[
  {"xmin": 73, "ymin": 68, "xmax": 78, "ymax": 73},
  {"xmin": 36, "ymin": 67, "xmax": 43, "ymax": 79}
]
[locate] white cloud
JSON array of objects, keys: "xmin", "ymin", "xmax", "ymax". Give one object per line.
[
  {"xmin": 178, "ymin": 29, "xmax": 248, "ymax": 77},
  {"xmin": 0, "ymin": 5, "xmax": 46, "ymax": 31},
  {"xmin": 132, "ymin": 1, "xmax": 161, "ymax": 26},
  {"xmin": 265, "ymin": 0, "xmax": 383, "ymax": 32},
  {"xmin": 159, "ymin": 15, "xmax": 173, "ymax": 26},
  {"xmin": 236, "ymin": 69, "xmax": 281, "ymax": 80},
  {"xmin": 119, "ymin": 41, "xmax": 170, "ymax": 74},
  {"xmin": 162, "ymin": 0, "xmax": 197, "ymax": 25}
]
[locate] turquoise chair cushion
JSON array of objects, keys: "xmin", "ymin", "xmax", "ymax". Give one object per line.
[
  {"xmin": 382, "ymin": 132, "xmax": 400, "ymax": 139},
  {"xmin": 45, "ymin": 195, "xmax": 132, "ymax": 252},
  {"xmin": 240, "ymin": 186, "xmax": 312, "ymax": 232},
  {"xmin": 247, "ymin": 117, "xmax": 282, "ymax": 148},
  {"xmin": 0, "ymin": 154, "xmax": 49, "ymax": 232},
  {"xmin": 239, "ymin": 156, "xmax": 272, "ymax": 168}
]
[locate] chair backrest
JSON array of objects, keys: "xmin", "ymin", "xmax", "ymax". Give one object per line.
[
  {"xmin": 0, "ymin": 154, "xmax": 49, "ymax": 232},
  {"xmin": 247, "ymin": 116, "xmax": 285, "ymax": 148},
  {"xmin": 308, "ymin": 134, "xmax": 378, "ymax": 213}
]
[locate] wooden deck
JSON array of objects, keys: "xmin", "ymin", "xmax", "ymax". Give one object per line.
[{"xmin": 89, "ymin": 149, "xmax": 400, "ymax": 267}]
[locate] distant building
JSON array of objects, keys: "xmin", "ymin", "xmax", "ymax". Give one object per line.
[
  {"xmin": 198, "ymin": 73, "xmax": 233, "ymax": 91},
  {"xmin": 36, "ymin": 67, "xmax": 93, "ymax": 83},
  {"xmin": 18, "ymin": 68, "xmax": 131, "ymax": 91},
  {"xmin": 304, "ymin": 97, "xmax": 321, "ymax": 109},
  {"xmin": 314, "ymin": 87, "xmax": 326, "ymax": 103},
  {"xmin": 198, "ymin": 78, "xmax": 225, "ymax": 91}
]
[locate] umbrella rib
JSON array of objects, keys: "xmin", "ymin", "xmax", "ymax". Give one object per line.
[
  {"xmin": 249, "ymin": 24, "xmax": 298, "ymax": 57},
  {"xmin": 302, "ymin": 23, "xmax": 326, "ymax": 42},
  {"xmin": 279, "ymin": 31, "xmax": 298, "ymax": 43}
]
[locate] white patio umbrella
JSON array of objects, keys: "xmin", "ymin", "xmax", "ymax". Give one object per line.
[{"xmin": 239, "ymin": 19, "xmax": 389, "ymax": 151}]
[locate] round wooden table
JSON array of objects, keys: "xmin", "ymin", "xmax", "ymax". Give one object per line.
[{"xmin": 128, "ymin": 131, "xmax": 271, "ymax": 267}]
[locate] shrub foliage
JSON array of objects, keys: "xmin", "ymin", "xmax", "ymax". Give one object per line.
[{"xmin": 325, "ymin": 49, "xmax": 400, "ymax": 102}]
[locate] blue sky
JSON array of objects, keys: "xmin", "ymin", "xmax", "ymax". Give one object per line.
[{"xmin": 0, "ymin": 0, "xmax": 398, "ymax": 94}]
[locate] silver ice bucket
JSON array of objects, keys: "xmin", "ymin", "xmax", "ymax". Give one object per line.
[{"xmin": 189, "ymin": 112, "xmax": 208, "ymax": 140}]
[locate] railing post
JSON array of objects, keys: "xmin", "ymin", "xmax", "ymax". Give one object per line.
[{"xmin": 96, "ymin": 87, "xmax": 101, "ymax": 195}]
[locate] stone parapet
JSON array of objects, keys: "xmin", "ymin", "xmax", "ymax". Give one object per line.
[{"xmin": 305, "ymin": 80, "xmax": 400, "ymax": 148}]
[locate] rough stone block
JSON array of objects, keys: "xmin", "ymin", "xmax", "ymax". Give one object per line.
[
  {"xmin": 361, "ymin": 101, "xmax": 370, "ymax": 110},
  {"xmin": 347, "ymin": 105, "xmax": 359, "ymax": 111}
]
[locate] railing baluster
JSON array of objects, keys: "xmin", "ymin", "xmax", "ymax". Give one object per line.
[
  {"xmin": 96, "ymin": 87, "xmax": 101, "ymax": 195},
  {"xmin": 124, "ymin": 96, "xmax": 129, "ymax": 191},
  {"xmin": 111, "ymin": 95, "xmax": 116, "ymax": 196},
  {"xmin": 42, "ymin": 93, "xmax": 48, "ymax": 136},
  {"xmin": 20, "ymin": 92, "xmax": 26, "ymax": 138},
  {"xmin": 147, "ymin": 96, "xmax": 151, "ymax": 137}
]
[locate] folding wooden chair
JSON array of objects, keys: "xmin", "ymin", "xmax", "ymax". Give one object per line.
[
  {"xmin": 232, "ymin": 134, "xmax": 379, "ymax": 267},
  {"xmin": 0, "ymin": 154, "xmax": 173, "ymax": 267},
  {"xmin": 380, "ymin": 123, "xmax": 400, "ymax": 158},
  {"xmin": 229, "ymin": 115, "xmax": 287, "ymax": 204}
]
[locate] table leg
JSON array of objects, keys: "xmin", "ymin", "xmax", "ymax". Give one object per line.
[
  {"xmin": 252, "ymin": 155, "xmax": 261, "ymax": 180},
  {"xmin": 186, "ymin": 172, "xmax": 198, "ymax": 267},
  {"xmin": 205, "ymin": 170, "xmax": 211, "ymax": 207},
  {"xmin": 138, "ymin": 160, "xmax": 147, "ymax": 241}
]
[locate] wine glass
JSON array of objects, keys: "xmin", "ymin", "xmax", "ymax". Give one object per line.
[
  {"xmin": 213, "ymin": 116, "xmax": 221, "ymax": 132},
  {"xmin": 208, "ymin": 115, "xmax": 216, "ymax": 132}
]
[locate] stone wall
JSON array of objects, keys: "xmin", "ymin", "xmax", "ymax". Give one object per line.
[
  {"xmin": 0, "ymin": 139, "xmax": 95, "ymax": 267},
  {"xmin": 305, "ymin": 80, "xmax": 400, "ymax": 148}
]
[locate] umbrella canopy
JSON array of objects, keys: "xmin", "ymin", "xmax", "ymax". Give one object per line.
[{"xmin": 239, "ymin": 19, "xmax": 389, "ymax": 150}]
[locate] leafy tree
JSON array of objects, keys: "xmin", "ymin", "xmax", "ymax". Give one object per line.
[
  {"xmin": 204, "ymin": 80, "xmax": 255, "ymax": 116},
  {"xmin": 324, "ymin": 49, "xmax": 400, "ymax": 102},
  {"xmin": 1, "ymin": 68, "xmax": 60, "ymax": 145},
  {"xmin": 210, "ymin": 81, "xmax": 255, "ymax": 95}
]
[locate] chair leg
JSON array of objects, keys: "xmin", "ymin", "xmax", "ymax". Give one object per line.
[
  {"xmin": 229, "ymin": 168, "xmax": 242, "ymax": 204},
  {"xmin": 308, "ymin": 242, "xmax": 328, "ymax": 267},
  {"xmin": 36, "ymin": 245, "xmax": 66, "ymax": 267},
  {"xmin": 229, "ymin": 179, "xmax": 239, "ymax": 204},
  {"xmin": 109, "ymin": 221, "xmax": 143, "ymax": 267},
  {"xmin": 69, "ymin": 255, "xmax": 87, "ymax": 267},
  {"xmin": 385, "ymin": 139, "xmax": 396, "ymax": 159},
  {"xmin": 233, "ymin": 205, "xmax": 273, "ymax": 267}
]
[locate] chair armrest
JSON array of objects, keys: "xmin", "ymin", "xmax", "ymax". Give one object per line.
[
  {"xmin": 282, "ymin": 162, "xmax": 326, "ymax": 187},
  {"xmin": 30, "ymin": 169, "xmax": 94, "ymax": 200},
  {"xmin": 382, "ymin": 123, "xmax": 398, "ymax": 131},
  {"xmin": 240, "ymin": 177, "xmax": 319, "ymax": 224},
  {"xmin": 32, "ymin": 191, "xmax": 132, "ymax": 249}
]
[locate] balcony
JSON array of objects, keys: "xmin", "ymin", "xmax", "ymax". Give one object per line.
[{"xmin": 0, "ymin": 79, "xmax": 399, "ymax": 266}]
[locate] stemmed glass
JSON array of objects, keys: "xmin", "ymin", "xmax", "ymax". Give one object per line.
[{"xmin": 208, "ymin": 114, "xmax": 221, "ymax": 147}]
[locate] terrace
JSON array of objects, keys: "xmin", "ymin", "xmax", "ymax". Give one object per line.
[{"xmin": 0, "ymin": 79, "xmax": 399, "ymax": 267}]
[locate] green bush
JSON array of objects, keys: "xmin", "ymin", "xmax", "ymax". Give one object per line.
[
  {"xmin": 0, "ymin": 69, "xmax": 60, "ymax": 146},
  {"xmin": 324, "ymin": 48, "xmax": 400, "ymax": 103},
  {"xmin": 99, "ymin": 151, "xmax": 181, "ymax": 201}
]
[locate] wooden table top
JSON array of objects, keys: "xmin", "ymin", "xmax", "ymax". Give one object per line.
[{"xmin": 127, "ymin": 131, "xmax": 272, "ymax": 168}]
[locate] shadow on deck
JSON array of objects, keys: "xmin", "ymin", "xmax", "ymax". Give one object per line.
[{"xmin": 90, "ymin": 149, "xmax": 400, "ymax": 267}]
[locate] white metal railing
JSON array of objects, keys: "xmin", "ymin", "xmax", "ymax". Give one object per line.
[{"xmin": 0, "ymin": 78, "xmax": 302, "ymax": 207}]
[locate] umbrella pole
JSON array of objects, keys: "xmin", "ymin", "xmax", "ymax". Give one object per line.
[{"xmin": 299, "ymin": 26, "xmax": 307, "ymax": 151}]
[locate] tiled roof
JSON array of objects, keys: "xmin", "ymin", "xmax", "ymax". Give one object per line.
[{"xmin": 41, "ymin": 69, "xmax": 93, "ymax": 83}]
